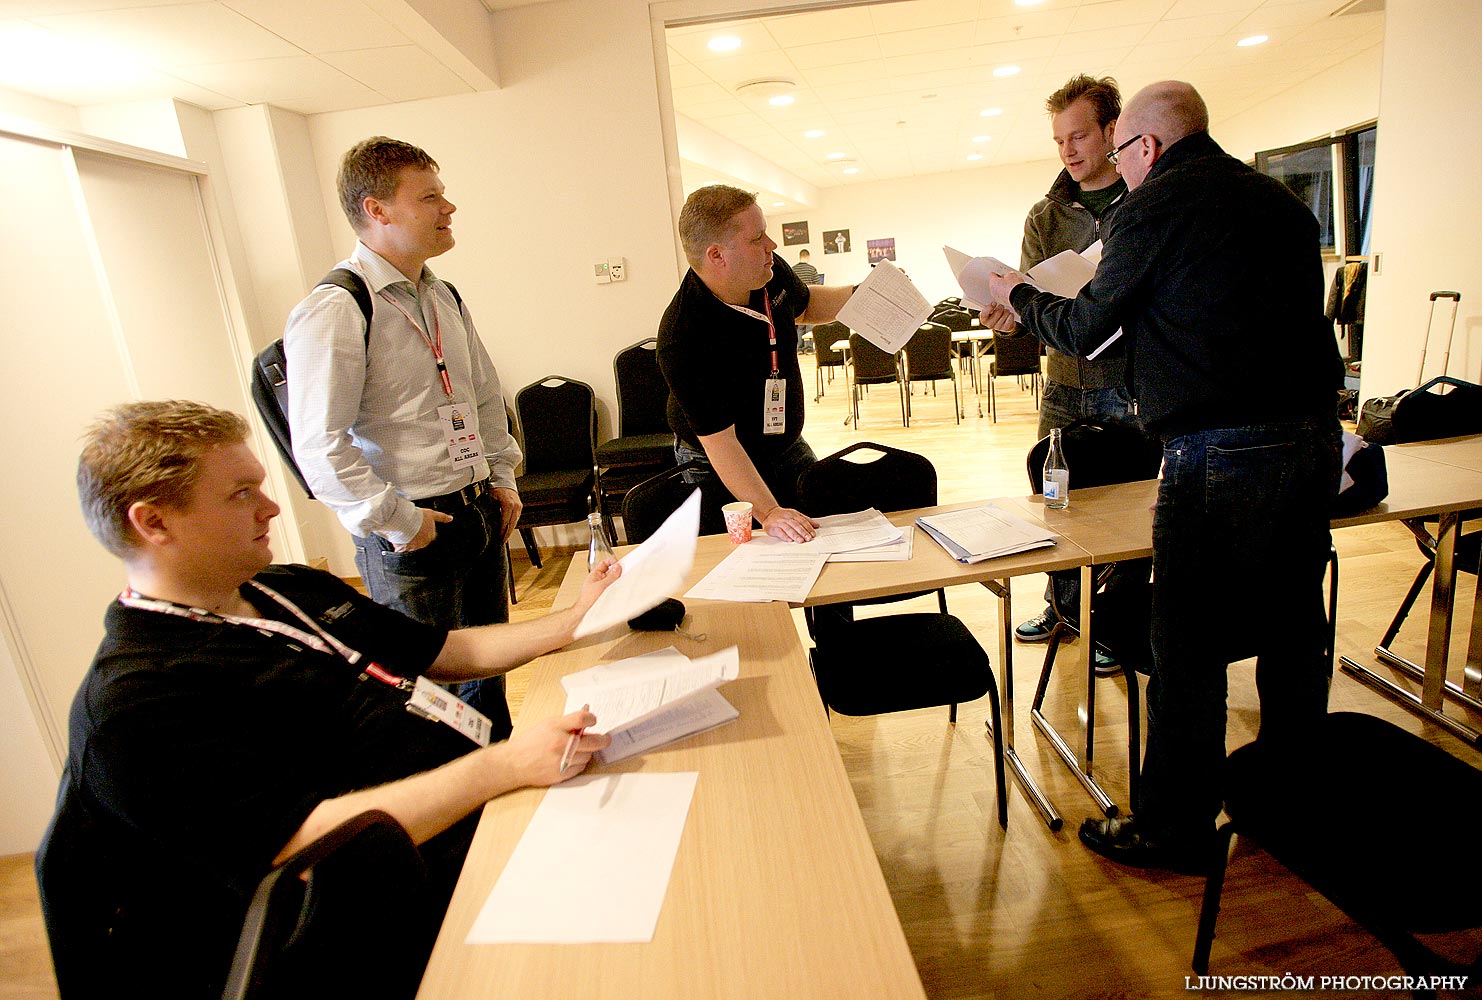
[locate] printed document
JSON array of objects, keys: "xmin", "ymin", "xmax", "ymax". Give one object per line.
[
  {"xmin": 575, "ymin": 489, "xmax": 700, "ymax": 638},
  {"xmin": 829, "ymin": 524, "xmax": 914, "ymax": 562},
  {"xmin": 835, "ymin": 258, "xmax": 933, "ymax": 353},
  {"xmin": 466, "ymin": 771, "xmax": 698, "ymax": 944},
  {"xmin": 916, "ymin": 504, "xmax": 1056, "ymax": 564},
  {"xmin": 685, "ymin": 539, "xmax": 828, "ymax": 603},
  {"xmin": 795, "ymin": 508, "xmax": 903, "ymax": 555}
]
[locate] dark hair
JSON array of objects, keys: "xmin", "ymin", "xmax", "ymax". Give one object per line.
[
  {"xmin": 1046, "ymin": 74, "xmax": 1122, "ymax": 128},
  {"xmin": 678, "ymin": 184, "xmax": 757, "ymax": 268},
  {"xmin": 78, "ymin": 401, "xmax": 249, "ymax": 557},
  {"xmin": 337, "ymin": 136, "xmax": 439, "ymax": 231}
]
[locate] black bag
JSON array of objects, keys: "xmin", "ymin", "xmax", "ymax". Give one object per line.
[
  {"xmin": 1357, "ymin": 291, "xmax": 1462, "ymax": 444},
  {"xmin": 252, "ymin": 269, "xmax": 461, "ymax": 498}
]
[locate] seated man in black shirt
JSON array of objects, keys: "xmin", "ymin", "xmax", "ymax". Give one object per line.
[
  {"xmin": 657, "ymin": 185, "xmax": 855, "ymax": 542},
  {"xmin": 39, "ymin": 400, "xmax": 618, "ymax": 999}
]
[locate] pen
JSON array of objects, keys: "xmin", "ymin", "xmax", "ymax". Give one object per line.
[{"xmin": 558, "ymin": 704, "xmax": 590, "ymax": 775}]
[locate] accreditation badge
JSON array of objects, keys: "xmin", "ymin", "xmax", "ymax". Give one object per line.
[
  {"xmin": 762, "ymin": 378, "xmax": 786, "ymax": 435},
  {"xmin": 438, "ymin": 402, "xmax": 484, "ymax": 469},
  {"xmin": 407, "ymin": 675, "xmax": 492, "ymax": 746}
]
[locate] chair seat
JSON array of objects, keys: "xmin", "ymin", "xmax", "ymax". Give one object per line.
[
  {"xmin": 596, "ymin": 432, "xmax": 674, "ymax": 468},
  {"xmin": 811, "ymin": 612, "xmax": 991, "ymax": 716},
  {"xmin": 516, "ymin": 468, "xmax": 592, "ymax": 507},
  {"xmin": 1224, "ymin": 712, "xmax": 1482, "ymax": 932}
]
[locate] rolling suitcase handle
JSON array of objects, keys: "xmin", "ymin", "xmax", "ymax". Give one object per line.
[{"xmin": 1416, "ymin": 290, "xmax": 1461, "ymax": 385}]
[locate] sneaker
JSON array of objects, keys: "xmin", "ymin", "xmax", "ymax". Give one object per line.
[
  {"xmin": 1015, "ymin": 606, "xmax": 1059, "ymax": 642},
  {"xmin": 1094, "ymin": 647, "xmax": 1122, "ymax": 676}
]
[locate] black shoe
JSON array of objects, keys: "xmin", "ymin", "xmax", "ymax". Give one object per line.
[
  {"xmin": 1078, "ymin": 816, "xmax": 1211, "ymax": 876},
  {"xmin": 1015, "ymin": 606, "xmax": 1059, "ymax": 643},
  {"xmin": 1093, "ymin": 648, "xmax": 1122, "ymax": 676}
]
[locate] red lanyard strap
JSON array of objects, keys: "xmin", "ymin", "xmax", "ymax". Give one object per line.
[
  {"xmin": 725, "ymin": 291, "xmax": 780, "ymax": 378},
  {"xmin": 378, "ymin": 287, "xmax": 454, "ymax": 398}
]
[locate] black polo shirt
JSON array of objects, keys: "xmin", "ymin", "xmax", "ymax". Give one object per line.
[{"xmin": 656, "ymin": 254, "xmax": 810, "ymax": 467}]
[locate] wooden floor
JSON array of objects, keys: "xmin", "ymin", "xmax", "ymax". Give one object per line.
[{"xmin": 5, "ymin": 355, "xmax": 1480, "ymax": 999}]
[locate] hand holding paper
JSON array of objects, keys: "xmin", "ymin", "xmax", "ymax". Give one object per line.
[{"xmin": 574, "ymin": 490, "xmax": 701, "ymax": 639}]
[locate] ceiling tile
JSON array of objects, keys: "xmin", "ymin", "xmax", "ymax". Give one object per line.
[
  {"xmin": 34, "ymin": 2, "xmax": 301, "ymax": 65},
  {"xmin": 320, "ymin": 45, "xmax": 472, "ymax": 103},
  {"xmin": 1068, "ymin": 0, "xmax": 1180, "ymax": 32},
  {"xmin": 787, "ymin": 34, "xmax": 884, "ymax": 70},
  {"xmin": 763, "ymin": 6, "xmax": 876, "ymax": 48},
  {"xmin": 224, "ymin": 0, "xmax": 407, "ymax": 53}
]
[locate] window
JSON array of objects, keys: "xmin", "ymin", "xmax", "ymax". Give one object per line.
[{"xmin": 1255, "ymin": 123, "xmax": 1377, "ymax": 257}]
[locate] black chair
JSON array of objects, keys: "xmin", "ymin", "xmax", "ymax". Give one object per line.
[
  {"xmin": 513, "ymin": 376, "xmax": 599, "ymax": 576},
  {"xmin": 902, "ymin": 322, "xmax": 960, "ymax": 424},
  {"xmin": 1194, "ymin": 713, "xmax": 1482, "ymax": 991},
  {"xmin": 222, "ymin": 810, "xmax": 429, "ymax": 1000},
  {"xmin": 811, "ymin": 321, "xmax": 849, "ymax": 401},
  {"xmin": 986, "ymin": 331, "xmax": 1042, "ymax": 422},
  {"xmin": 847, "ymin": 332, "xmax": 906, "ymax": 428},
  {"xmin": 797, "ymin": 442, "xmax": 1008, "ymax": 828},
  {"xmin": 622, "ymin": 462, "xmax": 721, "ymax": 543},
  {"xmin": 594, "ymin": 338, "xmax": 677, "ymax": 543}
]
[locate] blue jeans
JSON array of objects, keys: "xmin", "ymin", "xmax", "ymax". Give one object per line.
[
  {"xmin": 1038, "ymin": 381, "xmax": 1140, "ymax": 616},
  {"xmin": 354, "ymin": 489, "xmax": 512, "ymax": 742},
  {"xmin": 1136, "ymin": 419, "xmax": 1341, "ymax": 844},
  {"xmin": 675, "ymin": 436, "xmax": 817, "ymax": 533}
]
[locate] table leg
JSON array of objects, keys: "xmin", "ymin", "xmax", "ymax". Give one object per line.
[{"xmin": 983, "ymin": 579, "xmax": 1063, "ymax": 830}]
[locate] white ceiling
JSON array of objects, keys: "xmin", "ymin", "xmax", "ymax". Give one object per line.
[{"xmin": 669, "ymin": 0, "xmax": 1384, "ymax": 200}]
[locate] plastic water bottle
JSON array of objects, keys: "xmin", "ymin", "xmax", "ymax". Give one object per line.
[
  {"xmin": 1043, "ymin": 427, "xmax": 1070, "ymax": 510},
  {"xmin": 587, "ymin": 512, "xmax": 615, "ymax": 569}
]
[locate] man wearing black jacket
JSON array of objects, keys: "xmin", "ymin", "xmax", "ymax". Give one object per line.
[{"xmin": 988, "ymin": 81, "xmax": 1343, "ymax": 873}]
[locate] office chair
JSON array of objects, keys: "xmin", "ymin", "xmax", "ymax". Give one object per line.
[
  {"xmin": 594, "ymin": 338, "xmax": 677, "ymax": 543},
  {"xmin": 513, "ymin": 376, "xmax": 599, "ymax": 581},
  {"xmin": 622, "ymin": 462, "xmax": 720, "ymax": 543},
  {"xmin": 1194, "ymin": 712, "xmax": 1482, "ymax": 993},
  {"xmin": 986, "ymin": 331, "xmax": 1042, "ymax": 422},
  {"xmin": 222, "ymin": 810, "xmax": 429, "ymax": 1000},
  {"xmin": 847, "ymin": 333, "xmax": 906, "ymax": 428},
  {"xmin": 797, "ymin": 442, "xmax": 1008, "ymax": 828},
  {"xmin": 902, "ymin": 321, "xmax": 960, "ymax": 423},
  {"xmin": 810, "ymin": 321, "xmax": 849, "ymax": 401}
]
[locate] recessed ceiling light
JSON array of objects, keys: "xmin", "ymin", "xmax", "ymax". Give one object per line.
[
  {"xmin": 826, "ymin": 152, "xmax": 847, "ymax": 160},
  {"xmin": 842, "ymin": 167, "xmax": 860, "ymax": 175},
  {"xmin": 980, "ymin": 107, "xmax": 1004, "ymax": 117},
  {"xmin": 736, "ymin": 78, "xmax": 796, "ymax": 103},
  {"xmin": 1237, "ymin": 34, "xmax": 1269, "ymax": 47},
  {"xmin": 966, "ymin": 153, "xmax": 984, "ymax": 161},
  {"xmin": 768, "ymin": 94, "xmax": 795, "ymax": 107},
  {"xmin": 804, "ymin": 129, "xmax": 827, "ymax": 139},
  {"xmin": 707, "ymin": 35, "xmax": 742, "ymax": 53},
  {"xmin": 772, "ymin": 201, "xmax": 785, "ymax": 207},
  {"xmin": 972, "ymin": 135, "xmax": 990, "ymax": 142},
  {"xmin": 993, "ymin": 65, "xmax": 1021, "ymax": 78},
  {"xmin": 1014, "ymin": 0, "xmax": 1047, "ymax": 6}
]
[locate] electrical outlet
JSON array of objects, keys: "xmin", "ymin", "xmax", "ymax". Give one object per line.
[
  {"xmin": 608, "ymin": 256, "xmax": 626, "ymax": 282},
  {"xmin": 592, "ymin": 260, "xmax": 611, "ymax": 284}
]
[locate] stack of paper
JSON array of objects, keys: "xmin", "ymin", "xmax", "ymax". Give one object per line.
[
  {"xmin": 562, "ymin": 645, "xmax": 740, "ymax": 764},
  {"xmin": 834, "ymin": 258, "xmax": 932, "ymax": 353},
  {"xmin": 916, "ymin": 504, "xmax": 1056, "ymax": 564},
  {"xmin": 793, "ymin": 508, "xmax": 913, "ymax": 562},
  {"xmin": 830, "ymin": 524, "xmax": 914, "ymax": 563},
  {"xmin": 684, "ymin": 541, "xmax": 828, "ymax": 603}
]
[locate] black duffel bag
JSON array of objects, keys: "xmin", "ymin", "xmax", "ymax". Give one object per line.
[{"xmin": 1357, "ymin": 375, "xmax": 1482, "ymax": 445}]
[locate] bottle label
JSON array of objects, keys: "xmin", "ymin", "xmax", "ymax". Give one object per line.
[{"xmin": 1044, "ymin": 478, "xmax": 1061, "ymax": 500}]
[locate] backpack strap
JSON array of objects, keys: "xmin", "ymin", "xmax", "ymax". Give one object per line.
[{"xmin": 315, "ymin": 268, "xmax": 466, "ymax": 343}]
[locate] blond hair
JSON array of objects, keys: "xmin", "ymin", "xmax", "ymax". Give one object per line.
[
  {"xmin": 78, "ymin": 401, "xmax": 249, "ymax": 558},
  {"xmin": 678, "ymin": 184, "xmax": 757, "ymax": 268}
]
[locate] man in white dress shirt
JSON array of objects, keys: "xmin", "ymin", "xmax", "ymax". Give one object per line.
[{"xmin": 283, "ymin": 136, "xmax": 522, "ymax": 736}]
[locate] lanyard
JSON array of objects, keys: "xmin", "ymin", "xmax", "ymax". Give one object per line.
[
  {"xmin": 118, "ymin": 584, "xmax": 414, "ymax": 693},
  {"xmin": 378, "ymin": 287, "xmax": 455, "ymax": 398},
  {"xmin": 725, "ymin": 290, "xmax": 780, "ymax": 378}
]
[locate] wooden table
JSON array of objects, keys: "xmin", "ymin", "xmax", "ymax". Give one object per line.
[{"xmin": 417, "ymin": 600, "xmax": 928, "ymax": 1000}]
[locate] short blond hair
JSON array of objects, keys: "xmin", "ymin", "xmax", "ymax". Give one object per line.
[
  {"xmin": 678, "ymin": 184, "xmax": 757, "ymax": 268},
  {"xmin": 78, "ymin": 401, "xmax": 249, "ymax": 558}
]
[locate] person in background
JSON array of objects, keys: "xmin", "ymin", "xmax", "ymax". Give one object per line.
[
  {"xmin": 40, "ymin": 400, "xmax": 617, "ymax": 998},
  {"xmin": 657, "ymin": 185, "xmax": 854, "ymax": 542},
  {"xmin": 986, "ymin": 82, "xmax": 1343, "ymax": 874},
  {"xmin": 980, "ymin": 74, "xmax": 1140, "ymax": 672},
  {"xmin": 283, "ymin": 136, "xmax": 521, "ymax": 735},
  {"xmin": 792, "ymin": 248, "xmax": 820, "ymax": 284}
]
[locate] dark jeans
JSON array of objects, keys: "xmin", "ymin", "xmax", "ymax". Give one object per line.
[
  {"xmin": 1136, "ymin": 419, "xmax": 1341, "ymax": 844},
  {"xmin": 675, "ymin": 436, "xmax": 817, "ymax": 532},
  {"xmin": 354, "ymin": 489, "xmax": 512, "ymax": 742},
  {"xmin": 1038, "ymin": 381, "xmax": 1140, "ymax": 617}
]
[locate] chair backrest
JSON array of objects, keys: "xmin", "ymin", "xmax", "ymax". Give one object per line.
[
  {"xmin": 811, "ymin": 321, "xmax": 848, "ymax": 365},
  {"xmin": 622, "ymin": 462, "xmax": 721, "ymax": 541},
  {"xmin": 904, "ymin": 323, "xmax": 951, "ymax": 381},
  {"xmin": 991, "ymin": 331, "xmax": 1042, "ymax": 376},
  {"xmin": 848, "ymin": 333, "xmax": 900, "ymax": 382},
  {"xmin": 612, "ymin": 338, "xmax": 669, "ymax": 437},
  {"xmin": 935, "ymin": 296, "xmax": 962, "ymax": 310},
  {"xmin": 932, "ymin": 307, "xmax": 975, "ymax": 333},
  {"xmin": 515, "ymin": 376, "xmax": 596, "ymax": 475},
  {"xmin": 222, "ymin": 810, "xmax": 429, "ymax": 1000},
  {"xmin": 1024, "ymin": 417, "xmax": 1162, "ymax": 495},
  {"xmin": 798, "ymin": 442, "xmax": 937, "ymax": 516}
]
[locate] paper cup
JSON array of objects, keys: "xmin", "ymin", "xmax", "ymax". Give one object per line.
[{"xmin": 722, "ymin": 501, "xmax": 754, "ymax": 543}]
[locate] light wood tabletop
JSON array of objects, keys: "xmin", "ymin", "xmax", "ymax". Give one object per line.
[{"xmin": 417, "ymin": 600, "xmax": 928, "ymax": 1000}]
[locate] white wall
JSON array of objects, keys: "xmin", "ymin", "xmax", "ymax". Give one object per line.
[
  {"xmin": 1361, "ymin": 0, "xmax": 1482, "ymax": 401},
  {"xmin": 1214, "ymin": 45, "xmax": 1382, "ymax": 163}
]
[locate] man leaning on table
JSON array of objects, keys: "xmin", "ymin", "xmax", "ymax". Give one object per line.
[
  {"xmin": 38, "ymin": 400, "xmax": 616, "ymax": 999},
  {"xmin": 657, "ymin": 184, "xmax": 854, "ymax": 542},
  {"xmin": 986, "ymin": 82, "xmax": 1343, "ymax": 874}
]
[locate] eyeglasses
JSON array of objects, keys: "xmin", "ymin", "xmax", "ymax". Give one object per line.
[{"xmin": 1106, "ymin": 133, "xmax": 1146, "ymax": 165}]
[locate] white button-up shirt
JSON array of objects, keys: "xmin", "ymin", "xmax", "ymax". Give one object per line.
[{"xmin": 284, "ymin": 243, "xmax": 521, "ymax": 546}]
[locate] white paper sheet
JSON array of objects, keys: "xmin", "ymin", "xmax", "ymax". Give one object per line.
[
  {"xmin": 794, "ymin": 508, "xmax": 903, "ymax": 555},
  {"xmin": 829, "ymin": 523, "xmax": 915, "ymax": 562},
  {"xmin": 465, "ymin": 772, "xmax": 698, "ymax": 944},
  {"xmin": 916, "ymin": 504, "xmax": 1056, "ymax": 564},
  {"xmin": 575, "ymin": 489, "xmax": 700, "ymax": 638},
  {"xmin": 834, "ymin": 258, "xmax": 933, "ymax": 353},
  {"xmin": 684, "ymin": 539, "xmax": 828, "ymax": 603},
  {"xmin": 597, "ymin": 690, "xmax": 738, "ymax": 764},
  {"xmin": 563, "ymin": 645, "xmax": 740, "ymax": 733},
  {"xmin": 945, "ymin": 242, "xmax": 1121, "ymax": 356}
]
